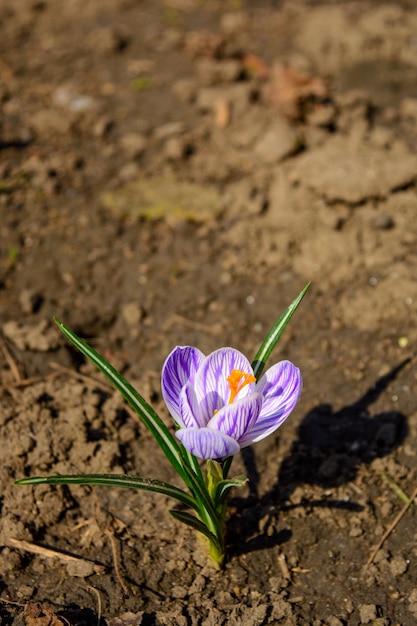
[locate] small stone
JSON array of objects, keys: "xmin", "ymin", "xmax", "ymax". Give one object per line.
[
  {"xmin": 2, "ymin": 320, "xmax": 59, "ymax": 352},
  {"xmin": 66, "ymin": 559, "xmax": 97, "ymax": 578},
  {"xmin": 389, "ymin": 555, "xmax": 408, "ymax": 577},
  {"xmin": 358, "ymin": 604, "xmax": 377, "ymax": 623},
  {"xmin": 171, "ymin": 585, "xmax": 188, "ymax": 599},
  {"xmin": 220, "ymin": 11, "xmax": 248, "ymax": 34},
  {"xmin": 371, "ymin": 213, "xmax": 394, "ymax": 230},
  {"xmin": 164, "ymin": 136, "xmax": 187, "ymax": 160},
  {"xmin": 154, "ymin": 121, "xmax": 185, "ymax": 141},
  {"xmin": 30, "ymin": 109, "xmax": 72, "ymax": 136},
  {"xmin": 254, "ymin": 120, "xmax": 299, "ymax": 163},
  {"xmin": 53, "ymin": 85, "xmax": 97, "ymax": 112},
  {"xmin": 400, "ymin": 97, "xmax": 417, "ymax": 120},
  {"xmin": 119, "ymin": 133, "xmax": 147, "ymax": 158},
  {"xmin": 408, "ymin": 588, "xmax": 417, "ymax": 614},
  {"xmin": 18, "ymin": 289, "xmax": 43, "ymax": 314},
  {"xmin": 121, "ymin": 301, "xmax": 141, "ymax": 327},
  {"xmin": 118, "ymin": 162, "xmax": 140, "ymax": 182},
  {"xmin": 93, "ymin": 116, "xmax": 114, "ymax": 138}
]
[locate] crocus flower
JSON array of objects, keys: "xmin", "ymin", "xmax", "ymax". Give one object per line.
[{"xmin": 161, "ymin": 346, "xmax": 302, "ymax": 460}]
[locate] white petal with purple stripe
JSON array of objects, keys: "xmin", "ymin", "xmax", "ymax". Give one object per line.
[
  {"xmin": 206, "ymin": 393, "xmax": 263, "ymax": 441},
  {"xmin": 176, "ymin": 427, "xmax": 240, "ymax": 460},
  {"xmin": 161, "ymin": 346, "xmax": 205, "ymax": 423}
]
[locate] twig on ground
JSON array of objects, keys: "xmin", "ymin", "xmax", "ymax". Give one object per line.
[
  {"xmin": 0, "ymin": 597, "xmax": 26, "ymax": 607},
  {"xmin": 0, "ymin": 336, "xmax": 22, "ymax": 382},
  {"xmin": 87, "ymin": 586, "xmax": 102, "ymax": 626},
  {"xmin": 278, "ymin": 552, "xmax": 291, "ymax": 580},
  {"xmin": 106, "ymin": 530, "xmax": 130, "ymax": 597},
  {"xmin": 0, "ymin": 371, "xmax": 61, "ymax": 391},
  {"xmin": 367, "ymin": 484, "xmax": 417, "ymax": 565},
  {"xmin": 7, "ymin": 537, "xmax": 105, "ymax": 574},
  {"xmin": 49, "ymin": 361, "xmax": 114, "ymax": 393}
]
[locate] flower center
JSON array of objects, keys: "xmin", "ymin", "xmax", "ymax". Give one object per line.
[{"xmin": 226, "ymin": 369, "xmax": 256, "ymax": 404}]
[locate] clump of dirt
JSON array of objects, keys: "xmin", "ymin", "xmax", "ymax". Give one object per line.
[{"xmin": 1, "ymin": 1, "xmax": 417, "ymax": 624}]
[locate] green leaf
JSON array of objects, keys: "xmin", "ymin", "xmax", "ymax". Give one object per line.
[
  {"xmin": 49, "ymin": 322, "xmax": 225, "ymax": 550},
  {"xmin": 15, "ymin": 474, "xmax": 198, "ymax": 510},
  {"xmin": 251, "ymin": 282, "xmax": 310, "ymax": 380},
  {"xmin": 169, "ymin": 509, "xmax": 222, "ymax": 552},
  {"xmin": 53, "ymin": 319, "xmax": 190, "ymax": 486},
  {"xmin": 179, "ymin": 444, "xmax": 204, "ymax": 483},
  {"xmin": 179, "ymin": 459, "xmax": 222, "ymax": 538},
  {"xmin": 221, "ymin": 456, "xmax": 233, "ymax": 479},
  {"xmin": 214, "ymin": 475, "xmax": 248, "ymax": 508}
]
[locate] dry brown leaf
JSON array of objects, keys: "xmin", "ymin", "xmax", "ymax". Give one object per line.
[
  {"xmin": 24, "ymin": 603, "xmax": 64, "ymax": 626},
  {"xmin": 242, "ymin": 53, "xmax": 270, "ymax": 79},
  {"xmin": 263, "ymin": 63, "xmax": 329, "ymax": 120}
]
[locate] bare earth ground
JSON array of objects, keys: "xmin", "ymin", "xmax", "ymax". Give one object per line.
[{"xmin": 1, "ymin": 1, "xmax": 417, "ymax": 624}]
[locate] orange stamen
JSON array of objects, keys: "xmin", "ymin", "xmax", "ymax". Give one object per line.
[{"xmin": 226, "ymin": 369, "xmax": 255, "ymax": 404}]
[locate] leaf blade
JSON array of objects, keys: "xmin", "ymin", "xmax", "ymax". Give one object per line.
[
  {"xmin": 169, "ymin": 509, "xmax": 221, "ymax": 550},
  {"xmin": 16, "ymin": 473, "xmax": 198, "ymax": 510},
  {"xmin": 251, "ymin": 282, "xmax": 310, "ymax": 380},
  {"xmin": 54, "ymin": 319, "xmax": 190, "ymax": 484},
  {"xmin": 214, "ymin": 475, "xmax": 248, "ymax": 508}
]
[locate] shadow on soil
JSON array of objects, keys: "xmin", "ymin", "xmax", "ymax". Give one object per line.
[{"xmin": 227, "ymin": 359, "xmax": 410, "ymax": 558}]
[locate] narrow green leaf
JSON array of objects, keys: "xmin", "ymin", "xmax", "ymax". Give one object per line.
[
  {"xmin": 54, "ymin": 319, "xmax": 189, "ymax": 485},
  {"xmin": 251, "ymin": 282, "xmax": 310, "ymax": 380},
  {"xmin": 16, "ymin": 473, "xmax": 197, "ymax": 510},
  {"xmin": 221, "ymin": 456, "xmax": 233, "ymax": 479},
  {"xmin": 214, "ymin": 475, "xmax": 248, "ymax": 508},
  {"xmin": 169, "ymin": 509, "xmax": 221, "ymax": 552},
  {"xmin": 179, "ymin": 444, "xmax": 204, "ymax": 483},
  {"xmin": 179, "ymin": 460, "xmax": 222, "ymax": 538}
]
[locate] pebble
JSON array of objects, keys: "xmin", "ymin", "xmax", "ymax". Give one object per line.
[
  {"xmin": 408, "ymin": 588, "xmax": 417, "ymax": 614},
  {"xmin": 30, "ymin": 109, "xmax": 72, "ymax": 136},
  {"xmin": 154, "ymin": 121, "xmax": 185, "ymax": 141},
  {"xmin": 371, "ymin": 213, "xmax": 394, "ymax": 230},
  {"xmin": 2, "ymin": 320, "xmax": 59, "ymax": 351},
  {"xmin": 389, "ymin": 555, "xmax": 408, "ymax": 577},
  {"xmin": 53, "ymin": 85, "xmax": 97, "ymax": 112},
  {"xmin": 18, "ymin": 289, "xmax": 43, "ymax": 314},
  {"xmin": 254, "ymin": 120, "xmax": 299, "ymax": 163},
  {"xmin": 119, "ymin": 132, "xmax": 147, "ymax": 158},
  {"xmin": 358, "ymin": 604, "xmax": 377, "ymax": 623},
  {"xmin": 164, "ymin": 136, "xmax": 187, "ymax": 160},
  {"xmin": 220, "ymin": 11, "xmax": 249, "ymax": 34},
  {"xmin": 93, "ymin": 115, "xmax": 114, "ymax": 138},
  {"xmin": 400, "ymin": 97, "xmax": 417, "ymax": 120}
]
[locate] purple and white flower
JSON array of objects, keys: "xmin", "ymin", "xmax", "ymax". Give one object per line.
[{"xmin": 161, "ymin": 346, "xmax": 302, "ymax": 460}]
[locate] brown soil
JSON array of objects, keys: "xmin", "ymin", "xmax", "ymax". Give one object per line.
[{"xmin": 1, "ymin": 1, "xmax": 417, "ymax": 624}]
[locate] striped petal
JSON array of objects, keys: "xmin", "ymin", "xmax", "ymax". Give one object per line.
[
  {"xmin": 193, "ymin": 348, "xmax": 255, "ymax": 422},
  {"xmin": 240, "ymin": 361, "xmax": 302, "ymax": 446},
  {"xmin": 176, "ymin": 427, "xmax": 240, "ymax": 460},
  {"xmin": 179, "ymin": 383, "xmax": 207, "ymax": 428},
  {"xmin": 206, "ymin": 393, "xmax": 263, "ymax": 441},
  {"xmin": 161, "ymin": 346, "xmax": 205, "ymax": 423}
]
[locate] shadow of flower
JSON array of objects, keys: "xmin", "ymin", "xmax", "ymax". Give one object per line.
[{"xmin": 227, "ymin": 358, "xmax": 409, "ymax": 558}]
